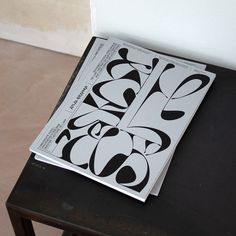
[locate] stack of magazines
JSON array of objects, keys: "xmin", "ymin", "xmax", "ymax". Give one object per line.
[{"xmin": 30, "ymin": 37, "xmax": 215, "ymax": 202}]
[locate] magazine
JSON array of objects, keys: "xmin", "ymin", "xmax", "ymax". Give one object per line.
[
  {"xmin": 31, "ymin": 37, "xmax": 215, "ymax": 201},
  {"xmin": 35, "ymin": 38, "xmax": 206, "ymax": 197}
]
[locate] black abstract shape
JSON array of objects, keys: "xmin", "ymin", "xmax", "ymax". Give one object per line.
[
  {"xmin": 122, "ymin": 70, "xmax": 141, "ymax": 86},
  {"xmin": 163, "ymin": 63, "xmax": 175, "ymax": 72},
  {"xmin": 67, "ymin": 113, "xmax": 96, "ymax": 130},
  {"xmin": 102, "ymin": 109, "xmax": 125, "ymax": 120},
  {"xmin": 88, "ymin": 122, "xmax": 102, "ymax": 137},
  {"xmin": 92, "ymin": 81, "xmax": 110, "ymax": 102},
  {"xmin": 60, "ymin": 134, "xmax": 88, "ymax": 169},
  {"xmin": 119, "ymin": 48, "xmax": 128, "ymax": 60},
  {"xmin": 160, "ymin": 73, "xmax": 209, "ymax": 121},
  {"xmin": 103, "ymin": 127, "xmax": 119, "ymax": 137},
  {"xmin": 123, "ymin": 64, "xmax": 174, "ymax": 127},
  {"xmin": 127, "ymin": 150, "xmax": 150, "ymax": 192},
  {"xmin": 152, "ymin": 58, "xmax": 159, "ymax": 69},
  {"xmin": 83, "ymin": 93, "xmax": 99, "ymax": 108},
  {"xmin": 130, "ymin": 126, "xmax": 171, "ymax": 153},
  {"xmin": 123, "ymin": 88, "xmax": 136, "ymax": 106},
  {"xmin": 106, "ymin": 48, "xmax": 158, "ymax": 77},
  {"xmin": 55, "ymin": 129, "xmax": 71, "ymax": 144},
  {"xmin": 116, "ymin": 166, "xmax": 136, "ymax": 184},
  {"xmin": 98, "ymin": 153, "xmax": 129, "ymax": 177},
  {"xmin": 144, "ymin": 63, "xmax": 175, "ymax": 101},
  {"xmin": 161, "ymin": 110, "xmax": 185, "ymax": 120},
  {"xmin": 145, "ymin": 140, "xmax": 152, "ymax": 148},
  {"xmin": 88, "ymin": 126, "xmax": 122, "ymax": 175},
  {"xmin": 144, "ymin": 140, "xmax": 161, "ymax": 155},
  {"xmin": 92, "ymin": 80, "xmax": 127, "ymax": 109},
  {"xmin": 87, "ymin": 121, "xmax": 111, "ymax": 139},
  {"xmin": 87, "ymin": 127, "xmax": 150, "ymax": 192},
  {"xmin": 172, "ymin": 74, "xmax": 210, "ymax": 99},
  {"xmin": 93, "ymin": 79, "xmax": 138, "ymax": 110}
]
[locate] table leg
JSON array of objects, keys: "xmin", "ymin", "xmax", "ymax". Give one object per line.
[{"xmin": 7, "ymin": 207, "xmax": 35, "ymax": 236}]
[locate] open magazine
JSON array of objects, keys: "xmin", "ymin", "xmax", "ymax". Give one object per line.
[{"xmin": 30, "ymin": 37, "xmax": 215, "ymax": 202}]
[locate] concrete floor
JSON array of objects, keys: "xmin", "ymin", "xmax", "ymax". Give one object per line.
[{"xmin": 0, "ymin": 38, "xmax": 79, "ymax": 235}]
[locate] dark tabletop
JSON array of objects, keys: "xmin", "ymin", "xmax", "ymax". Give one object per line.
[{"xmin": 7, "ymin": 38, "xmax": 236, "ymax": 236}]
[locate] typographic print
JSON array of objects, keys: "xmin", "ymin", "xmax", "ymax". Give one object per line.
[{"xmin": 51, "ymin": 46, "xmax": 211, "ymax": 193}]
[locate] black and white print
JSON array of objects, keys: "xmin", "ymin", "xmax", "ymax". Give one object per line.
[{"xmin": 31, "ymin": 38, "xmax": 215, "ymax": 201}]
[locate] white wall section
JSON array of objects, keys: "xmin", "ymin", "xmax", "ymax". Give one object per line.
[{"xmin": 91, "ymin": 0, "xmax": 236, "ymax": 70}]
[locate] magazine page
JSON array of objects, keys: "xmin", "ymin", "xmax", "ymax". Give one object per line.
[{"xmin": 31, "ymin": 37, "xmax": 215, "ymax": 201}]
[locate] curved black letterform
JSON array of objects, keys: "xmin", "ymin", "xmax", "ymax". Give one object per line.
[
  {"xmin": 60, "ymin": 134, "xmax": 88, "ymax": 169},
  {"xmin": 172, "ymin": 74, "xmax": 210, "ymax": 99}
]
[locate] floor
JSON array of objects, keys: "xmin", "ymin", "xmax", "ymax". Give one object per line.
[{"xmin": 0, "ymin": 38, "xmax": 79, "ymax": 235}]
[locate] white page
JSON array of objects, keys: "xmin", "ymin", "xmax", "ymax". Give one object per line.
[{"xmin": 31, "ymin": 37, "xmax": 215, "ymax": 202}]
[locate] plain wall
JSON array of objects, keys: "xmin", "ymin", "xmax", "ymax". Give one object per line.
[
  {"xmin": 91, "ymin": 0, "xmax": 236, "ymax": 70},
  {"xmin": 0, "ymin": 0, "xmax": 91, "ymax": 56}
]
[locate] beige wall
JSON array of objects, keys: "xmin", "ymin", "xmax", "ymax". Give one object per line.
[{"xmin": 0, "ymin": 0, "xmax": 91, "ymax": 56}]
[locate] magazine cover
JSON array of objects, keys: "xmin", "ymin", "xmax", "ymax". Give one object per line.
[
  {"xmin": 30, "ymin": 37, "xmax": 215, "ymax": 201},
  {"xmin": 35, "ymin": 37, "xmax": 207, "ymax": 197}
]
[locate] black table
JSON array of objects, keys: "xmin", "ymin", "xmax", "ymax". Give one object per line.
[{"xmin": 6, "ymin": 38, "xmax": 236, "ymax": 236}]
